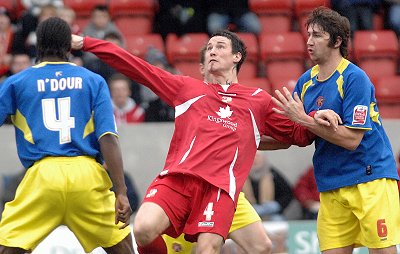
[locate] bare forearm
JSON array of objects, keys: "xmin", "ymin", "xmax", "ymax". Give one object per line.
[
  {"xmin": 297, "ymin": 115, "xmax": 364, "ymax": 150},
  {"xmin": 99, "ymin": 134, "xmax": 127, "ymax": 195}
]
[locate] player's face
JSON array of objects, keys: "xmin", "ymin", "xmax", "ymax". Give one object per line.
[
  {"xmin": 306, "ymin": 24, "xmax": 332, "ymax": 64},
  {"xmin": 205, "ymin": 36, "xmax": 239, "ymax": 76}
]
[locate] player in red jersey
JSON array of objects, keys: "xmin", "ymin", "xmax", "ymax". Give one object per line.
[{"xmin": 72, "ymin": 30, "xmax": 339, "ymax": 253}]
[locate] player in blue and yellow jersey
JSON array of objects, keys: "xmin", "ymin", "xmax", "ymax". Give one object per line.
[
  {"xmin": 272, "ymin": 7, "xmax": 400, "ymax": 254},
  {"xmin": 0, "ymin": 17, "xmax": 134, "ymax": 254}
]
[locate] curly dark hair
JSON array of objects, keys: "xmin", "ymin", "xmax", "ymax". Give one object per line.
[
  {"xmin": 306, "ymin": 7, "xmax": 351, "ymax": 58},
  {"xmin": 36, "ymin": 17, "xmax": 71, "ymax": 62}
]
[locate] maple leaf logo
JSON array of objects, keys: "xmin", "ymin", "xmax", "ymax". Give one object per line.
[{"xmin": 216, "ymin": 105, "xmax": 233, "ymax": 119}]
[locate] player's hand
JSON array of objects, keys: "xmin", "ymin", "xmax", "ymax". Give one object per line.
[
  {"xmin": 272, "ymin": 87, "xmax": 307, "ymax": 123},
  {"xmin": 71, "ymin": 34, "xmax": 84, "ymax": 50},
  {"xmin": 115, "ymin": 194, "xmax": 132, "ymax": 229},
  {"xmin": 314, "ymin": 109, "xmax": 342, "ymax": 131}
]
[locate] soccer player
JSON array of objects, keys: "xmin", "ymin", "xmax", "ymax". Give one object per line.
[
  {"xmin": 0, "ymin": 17, "xmax": 134, "ymax": 254},
  {"xmin": 272, "ymin": 7, "xmax": 400, "ymax": 254},
  {"xmin": 71, "ymin": 30, "xmax": 339, "ymax": 253}
]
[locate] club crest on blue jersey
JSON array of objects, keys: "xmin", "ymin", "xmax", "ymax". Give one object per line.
[{"xmin": 316, "ymin": 96, "xmax": 324, "ymax": 109}]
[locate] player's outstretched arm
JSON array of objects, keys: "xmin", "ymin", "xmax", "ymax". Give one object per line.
[{"xmin": 99, "ymin": 134, "xmax": 132, "ymax": 229}]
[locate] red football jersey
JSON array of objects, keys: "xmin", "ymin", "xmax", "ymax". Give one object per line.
[{"xmin": 84, "ymin": 37, "xmax": 314, "ymax": 202}]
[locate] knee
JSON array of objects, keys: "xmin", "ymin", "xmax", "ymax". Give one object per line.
[
  {"xmin": 250, "ymin": 238, "xmax": 273, "ymax": 254},
  {"xmin": 133, "ymin": 219, "xmax": 158, "ymax": 246},
  {"xmin": 195, "ymin": 243, "xmax": 221, "ymax": 254},
  {"xmin": 258, "ymin": 237, "xmax": 273, "ymax": 254}
]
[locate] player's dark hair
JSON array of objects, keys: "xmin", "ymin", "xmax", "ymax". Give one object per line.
[
  {"xmin": 36, "ymin": 17, "xmax": 71, "ymax": 62},
  {"xmin": 199, "ymin": 45, "xmax": 206, "ymax": 64},
  {"xmin": 211, "ymin": 30, "xmax": 247, "ymax": 74},
  {"xmin": 306, "ymin": 6, "xmax": 350, "ymax": 58}
]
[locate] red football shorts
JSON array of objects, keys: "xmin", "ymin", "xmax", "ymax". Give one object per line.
[{"xmin": 143, "ymin": 173, "xmax": 236, "ymax": 242}]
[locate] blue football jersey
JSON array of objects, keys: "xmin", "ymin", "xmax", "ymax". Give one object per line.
[
  {"xmin": 294, "ymin": 58, "xmax": 398, "ymax": 192},
  {"xmin": 0, "ymin": 62, "xmax": 117, "ymax": 168}
]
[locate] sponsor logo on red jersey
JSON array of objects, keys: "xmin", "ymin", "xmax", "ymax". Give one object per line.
[{"xmin": 208, "ymin": 105, "xmax": 237, "ymax": 131}]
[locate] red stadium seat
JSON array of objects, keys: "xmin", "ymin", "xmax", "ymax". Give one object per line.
[
  {"xmin": 166, "ymin": 33, "xmax": 209, "ymax": 63},
  {"xmin": 64, "ymin": 0, "xmax": 106, "ymax": 17},
  {"xmin": 353, "ymin": 30, "xmax": 399, "ymax": 62},
  {"xmin": 237, "ymin": 33, "xmax": 259, "ymax": 62},
  {"xmin": 114, "ymin": 16, "xmax": 153, "ymax": 36},
  {"xmin": 374, "ymin": 75, "xmax": 400, "ymax": 119},
  {"xmin": 353, "ymin": 30, "xmax": 399, "ymax": 81},
  {"xmin": 238, "ymin": 61, "xmax": 259, "ymax": 79},
  {"xmin": 259, "ymin": 15, "xmax": 292, "ymax": 34},
  {"xmin": 240, "ymin": 78, "xmax": 271, "ymax": 93},
  {"xmin": 237, "ymin": 33, "xmax": 260, "ymax": 79},
  {"xmin": 294, "ymin": 0, "xmax": 330, "ymax": 17},
  {"xmin": 260, "ymin": 32, "xmax": 306, "ymax": 83},
  {"xmin": 175, "ymin": 62, "xmax": 203, "ymax": 80},
  {"xmin": 166, "ymin": 33, "xmax": 209, "ymax": 80},
  {"xmin": 74, "ymin": 16, "xmax": 90, "ymax": 31},
  {"xmin": 375, "ymin": 75, "xmax": 400, "ymax": 103},
  {"xmin": 0, "ymin": 1, "xmax": 15, "ymax": 14},
  {"xmin": 125, "ymin": 33, "xmax": 164, "ymax": 60},
  {"xmin": 359, "ymin": 59, "xmax": 398, "ymax": 83},
  {"xmin": 266, "ymin": 64, "xmax": 304, "ymax": 81},
  {"xmin": 269, "ymin": 76, "xmax": 298, "ymax": 93},
  {"xmin": 0, "ymin": 0, "xmax": 24, "ymax": 20},
  {"xmin": 109, "ymin": 0, "xmax": 156, "ymax": 18},
  {"xmin": 260, "ymin": 32, "xmax": 306, "ymax": 61},
  {"xmin": 249, "ymin": 0, "xmax": 293, "ymax": 34},
  {"xmin": 249, "ymin": 0, "xmax": 293, "ymax": 15},
  {"xmin": 377, "ymin": 104, "xmax": 400, "ymax": 119}
]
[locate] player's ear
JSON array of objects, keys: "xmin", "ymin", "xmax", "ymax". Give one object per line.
[
  {"xmin": 199, "ymin": 63, "xmax": 205, "ymax": 76},
  {"xmin": 233, "ymin": 52, "xmax": 242, "ymax": 64},
  {"xmin": 334, "ymin": 36, "xmax": 342, "ymax": 49}
]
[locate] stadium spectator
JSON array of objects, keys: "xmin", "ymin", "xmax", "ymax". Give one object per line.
[
  {"xmin": 0, "ymin": 7, "xmax": 14, "ymax": 78},
  {"xmin": 58, "ymin": 6, "xmax": 81, "ymax": 35},
  {"xmin": 384, "ymin": 0, "xmax": 400, "ymax": 37},
  {"xmin": 141, "ymin": 47, "xmax": 176, "ymax": 122},
  {"xmin": 82, "ymin": 5, "xmax": 123, "ymax": 70},
  {"xmin": 85, "ymin": 32, "xmax": 122, "ymax": 81},
  {"xmin": 293, "ymin": 166, "xmax": 320, "ymax": 220},
  {"xmin": 242, "ymin": 151, "xmax": 293, "ymax": 221},
  {"xmin": 153, "ymin": 0, "xmax": 207, "ymax": 40},
  {"xmin": 109, "ymin": 73, "xmax": 145, "ymax": 125},
  {"xmin": 12, "ymin": 4, "xmax": 59, "ymax": 58},
  {"xmin": 205, "ymin": 0, "xmax": 261, "ymax": 35},
  {"xmin": 0, "ymin": 52, "xmax": 32, "ymax": 83},
  {"xmin": 331, "ymin": 0, "xmax": 381, "ymax": 34},
  {"xmin": 83, "ymin": 5, "xmax": 121, "ymax": 40}
]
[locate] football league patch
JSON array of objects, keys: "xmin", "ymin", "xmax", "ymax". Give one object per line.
[{"xmin": 352, "ymin": 105, "xmax": 368, "ymax": 125}]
